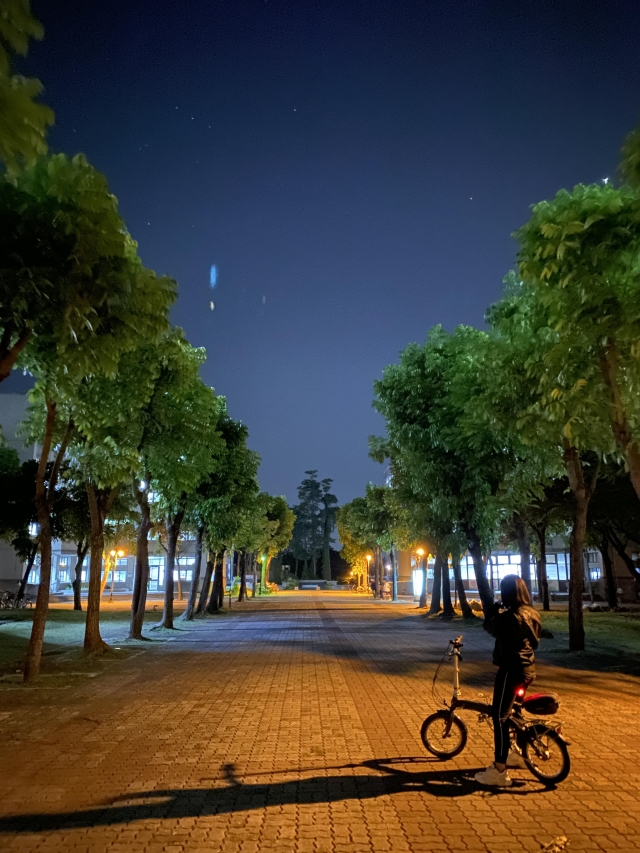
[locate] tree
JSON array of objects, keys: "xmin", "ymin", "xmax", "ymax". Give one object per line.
[
  {"xmin": 373, "ymin": 327, "xmax": 508, "ymax": 614},
  {"xmin": 185, "ymin": 413, "xmax": 259, "ymax": 618},
  {"xmin": 16, "ymin": 155, "xmax": 175, "ymax": 679},
  {"xmin": 54, "ymin": 472, "xmax": 91, "ymax": 610},
  {"xmin": 515, "ymin": 165, "xmax": 640, "ymax": 502},
  {"xmin": 587, "ymin": 463, "xmax": 640, "ymax": 607},
  {"xmin": 335, "ymin": 512, "xmax": 370, "ymax": 589},
  {"xmin": 0, "ymin": 154, "xmax": 148, "ymax": 383},
  {"xmin": 0, "ymin": 0, "xmax": 54, "ymax": 175},
  {"xmin": 257, "ymin": 494, "xmax": 295, "ymax": 592},
  {"xmin": 0, "ymin": 446, "xmax": 38, "ymax": 591},
  {"xmin": 320, "ymin": 479, "xmax": 338, "ymax": 582},
  {"xmin": 337, "ymin": 485, "xmax": 409, "ymax": 600},
  {"xmin": 65, "ymin": 344, "xmax": 164, "ymax": 653},
  {"xmin": 291, "ymin": 471, "xmax": 324, "ymax": 578},
  {"xmin": 486, "ymin": 277, "xmax": 610, "ymax": 649},
  {"xmin": 336, "ymin": 497, "xmax": 376, "ymax": 582},
  {"xmin": 144, "ymin": 342, "xmax": 222, "ymax": 630}
]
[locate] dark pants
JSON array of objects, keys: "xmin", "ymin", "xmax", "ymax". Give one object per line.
[{"xmin": 492, "ymin": 667, "xmax": 533, "ymax": 764}]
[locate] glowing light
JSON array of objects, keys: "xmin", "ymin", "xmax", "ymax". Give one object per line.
[
  {"xmin": 416, "ymin": 547, "xmax": 424, "ymax": 557},
  {"xmin": 210, "ymin": 265, "xmax": 217, "ymax": 287},
  {"xmin": 412, "ymin": 569, "xmax": 424, "ymax": 597}
]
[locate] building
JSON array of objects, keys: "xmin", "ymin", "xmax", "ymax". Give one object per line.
[{"xmin": 396, "ymin": 538, "xmax": 638, "ymax": 604}]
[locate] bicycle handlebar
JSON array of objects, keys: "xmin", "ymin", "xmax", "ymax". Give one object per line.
[{"xmin": 449, "ymin": 635, "xmax": 463, "ymax": 647}]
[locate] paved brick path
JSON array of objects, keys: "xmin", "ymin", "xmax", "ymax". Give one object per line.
[{"xmin": 0, "ymin": 592, "xmax": 638, "ymax": 853}]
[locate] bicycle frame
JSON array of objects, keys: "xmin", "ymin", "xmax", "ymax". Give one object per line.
[{"xmin": 440, "ymin": 637, "xmax": 555, "ymax": 740}]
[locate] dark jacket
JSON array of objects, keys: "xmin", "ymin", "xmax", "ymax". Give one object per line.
[{"xmin": 483, "ymin": 603, "xmax": 542, "ymax": 674}]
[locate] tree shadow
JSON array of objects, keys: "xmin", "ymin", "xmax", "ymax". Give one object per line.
[{"xmin": 0, "ymin": 757, "xmax": 551, "ymax": 835}]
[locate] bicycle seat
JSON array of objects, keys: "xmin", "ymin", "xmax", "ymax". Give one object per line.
[{"xmin": 521, "ymin": 692, "xmax": 560, "ymax": 715}]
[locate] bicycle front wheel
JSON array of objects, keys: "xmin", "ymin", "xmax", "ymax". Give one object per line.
[
  {"xmin": 522, "ymin": 725, "xmax": 570, "ymax": 785},
  {"xmin": 420, "ymin": 711, "xmax": 468, "ymax": 759}
]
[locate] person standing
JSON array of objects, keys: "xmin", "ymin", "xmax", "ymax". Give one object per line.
[{"xmin": 474, "ymin": 574, "xmax": 542, "ymax": 787}]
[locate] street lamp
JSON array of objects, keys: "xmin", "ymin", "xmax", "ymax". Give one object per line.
[
  {"xmin": 366, "ymin": 553, "xmax": 372, "ymax": 593},
  {"xmin": 107, "ymin": 549, "xmax": 126, "ymax": 601}
]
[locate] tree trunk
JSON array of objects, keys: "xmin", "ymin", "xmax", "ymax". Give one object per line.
[
  {"xmin": 451, "ymin": 552, "xmax": 472, "ymax": 618},
  {"xmin": 129, "ymin": 487, "xmax": 152, "ymax": 638},
  {"xmin": 256, "ymin": 557, "xmax": 262, "ymax": 595},
  {"xmin": 160, "ymin": 508, "xmax": 184, "ymax": 629},
  {"xmin": 441, "ymin": 555, "xmax": 454, "ymax": 619},
  {"xmin": 513, "ymin": 512, "xmax": 532, "ymax": 596},
  {"xmin": 389, "ymin": 544, "xmax": 398, "ymax": 602},
  {"xmin": 251, "ymin": 552, "xmax": 257, "ymax": 597},
  {"xmin": 601, "ymin": 342, "xmax": 640, "ymax": 501},
  {"xmin": 218, "ymin": 552, "xmax": 225, "ymax": 608},
  {"xmin": 428, "ymin": 556, "xmax": 443, "ymax": 615},
  {"xmin": 466, "ymin": 530, "xmax": 494, "ymax": 615},
  {"xmin": 24, "ymin": 398, "xmax": 57, "ymax": 683},
  {"xmin": 563, "ymin": 444, "xmax": 598, "ymax": 652},
  {"xmin": 238, "ymin": 552, "xmax": 247, "ymax": 602},
  {"xmin": 534, "ymin": 525, "xmax": 550, "ymax": 611},
  {"xmin": 260, "ymin": 556, "xmax": 270, "ymax": 594},
  {"xmin": 600, "ymin": 535, "xmax": 618, "ymax": 610},
  {"xmin": 606, "ymin": 526, "xmax": 640, "ymax": 582},
  {"xmin": 84, "ymin": 483, "xmax": 116, "ymax": 655},
  {"xmin": 182, "ymin": 526, "xmax": 204, "ymax": 621},
  {"xmin": 73, "ymin": 540, "xmax": 88, "ymax": 611},
  {"xmin": 418, "ymin": 554, "xmax": 428, "ymax": 608},
  {"xmin": 197, "ymin": 555, "xmax": 214, "ymax": 614},
  {"xmin": 0, "ymin": 328, "xmax": 32, "ymax": 383},
  {"xmin": 322, "ymin": 508, "xmax": 332, "ymax": 581},
  {"xmin": 207, "ymin": 554, "xmax": 224, "ymax": 613},
  {"xmin": 16, "ymin": 539, "xmax": 39, "ymax": 602}
]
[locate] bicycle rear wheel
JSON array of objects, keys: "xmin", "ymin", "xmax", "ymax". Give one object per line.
[
  {"xmin": 420, "ymin": 711, "xmax": 468, "ymax": 759},
  {"xmin": 522, "ymin": 725, "xmax": 570, "ymax": 785}
]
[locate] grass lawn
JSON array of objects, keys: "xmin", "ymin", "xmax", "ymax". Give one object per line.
[
  {"xmin": 539, "ymin": 608, "xmax": 640, "ymax": 656},
  {"xmin": 0, "ymin": 602, "xmax": 190, "ymax": 677},
  {"xmin": 434, "ymin": 604, "xmax": 640, "ymax": 663}
]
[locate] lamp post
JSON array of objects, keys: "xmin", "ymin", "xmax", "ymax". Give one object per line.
[
  {"xmin": 108, "ymin": 549, "xmax": 125, "ymax": 602},
  {"xmin": 366, "ymin": 553, "xmax": 372, "ymax": 594}
]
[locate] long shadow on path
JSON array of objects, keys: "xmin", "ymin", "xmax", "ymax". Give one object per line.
[{"xmin": 0, "ymin": 758, "xmax": 550, "ymax": 835}]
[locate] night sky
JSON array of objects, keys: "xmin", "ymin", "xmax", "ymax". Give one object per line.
[{"xmin": 6, "ymin": 0, "xmax": 640, "ymax": 503}]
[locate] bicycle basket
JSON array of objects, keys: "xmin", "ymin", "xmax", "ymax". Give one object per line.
[{"xmin": 522, "ymin": 692, "xmax": 560, "ymax": 715}]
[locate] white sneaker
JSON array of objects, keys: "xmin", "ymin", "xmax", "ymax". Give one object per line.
[
  {"xmin": 474, "ymin": 763, "xmax": 513, "ymax": 787},
  {"xmin": 506, "ymin": 750, "xmax": 526, "ymax": 769}
]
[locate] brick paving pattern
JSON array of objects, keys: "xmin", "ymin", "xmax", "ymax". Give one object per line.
[{"xmin": 0, "ymin": 592, "xmax": 638, "ymax": 853}]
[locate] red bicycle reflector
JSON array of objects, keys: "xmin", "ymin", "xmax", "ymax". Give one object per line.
[{"xmin": 517, "ymin": 688, "xmax": 526, "ymax": 697}]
